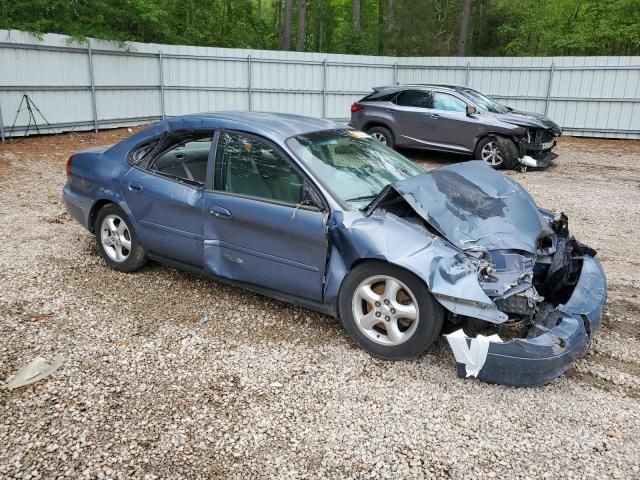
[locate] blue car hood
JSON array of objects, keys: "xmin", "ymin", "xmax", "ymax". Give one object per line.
[{"xmin": 375, "ymin": 161, "xmax": 552, "ymax": 254}]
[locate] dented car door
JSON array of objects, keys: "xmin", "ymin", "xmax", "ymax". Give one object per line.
[
  {"xmin": 201, "ymin": 130, "xmax": 328, "ymax": 301},
  {"xmin": 121, "ymin": 132, "xmax": 213, "ymax": 267}
]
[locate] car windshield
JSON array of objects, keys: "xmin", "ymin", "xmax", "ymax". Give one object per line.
[
  {"xmin": 459, "ymin": 88, "xmax": 509, "ymax": 114},
  {"xmin": 287, "ymin": 129, "xmax": 424, "ymax": 207}
]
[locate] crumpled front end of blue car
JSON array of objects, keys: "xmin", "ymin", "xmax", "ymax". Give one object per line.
[
  {"xmin": 373, "ymin": 162, "xmax": 608, "ymax": 386},
  {"xmin": 442, "ymin": 213, "xmax": 607, "ymax": 387}
]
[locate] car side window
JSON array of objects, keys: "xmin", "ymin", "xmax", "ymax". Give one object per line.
[
  {"xmin": 148, "ymin": 132, "xmax": 213, "ymax": 186},
  {"xmin": 130, "ymin": 138, "xmax": 160, "ymax": 165},
  {"xmin": 432, "ymin": 92, "xmax": 467, "ymax": 112},
  {"xmin": 395, "ymin": 90, "xmax": 431, "ymax": 108},
  {"xmin": 214, "ymin": 131, "xmax": 303, "ymax": 205}
]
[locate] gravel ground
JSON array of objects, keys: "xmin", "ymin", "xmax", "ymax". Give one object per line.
[{"xmin": 1, "ymin": 130, "xmax": 639, "ymax": 479}]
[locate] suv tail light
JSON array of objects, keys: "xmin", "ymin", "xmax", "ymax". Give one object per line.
[
  {"xmin": 66, "ymin": 155, "xmax": 74, "ymax": 176},
  {"xmin": 351, "ymin": 104, "xmax": 364, "ymax": 113}
]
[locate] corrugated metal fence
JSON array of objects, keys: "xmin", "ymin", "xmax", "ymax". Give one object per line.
[{"xmin": 1, "ymin": 30, "xmax": 639, "ymax": 142}]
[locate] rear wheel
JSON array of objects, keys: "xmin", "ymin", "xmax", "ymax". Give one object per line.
[
  {"xmin": 339, "ymin": 262, "xmax": 443, "ymax": 360},
  {"xmin": 475, "ymin": 136, "xmax": 519, "ymax": 170},
  {"xmin": 95, "ymin": 204, "xmax": 147, "ymax": 272},
  {"xmin": 367, "ymin": 126, "xmax": 394, "ymax": 149}
]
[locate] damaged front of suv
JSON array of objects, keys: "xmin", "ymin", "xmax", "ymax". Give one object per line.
[
  {"xmin": 365, "ymin": 161, "xmax": 607, "ymax": 386},
  {"xmin": 502, "ymin": 113, "xmax": 562, "ymax": 170}
]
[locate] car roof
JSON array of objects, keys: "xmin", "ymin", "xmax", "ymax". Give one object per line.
[
  {"xmin": 373, "ymin": 84, "xmax": 467, "ymax": 93},
  {"xmin": 160, "ymin": 112, "xmax": 342, "ymax": 140}
]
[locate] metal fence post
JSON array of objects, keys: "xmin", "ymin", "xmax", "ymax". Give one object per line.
[
  {"xmin": 465, "ymin": 62, "xmax": 471, "ymax": 86},
  {"xmin": 393, "ymin": 62, "xmax": 398, "ymax": 84},
  {"xmin": 87, "ymin": 42, "xmax": 98, "ymax": 133},
  {"xmin": 0, "ymin": 102, "xmax": 5, "ymax": 143},
  {"xmin": 322, "ymin": 58, "xmax": 327, "ymax": 119},
  {"xmin": 158, "ymin": 51, "xmax": 165, "ymax": 119},
  {"xmin": 545, "ymin": 62, "xmax": 555, "ymax": 116},
  {"xmin": 247, "ymin": 54, "xmax": 252, "ymax": 112}
]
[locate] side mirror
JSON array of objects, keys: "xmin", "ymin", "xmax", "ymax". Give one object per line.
[{"xmin": 466, "ymin": 105, "xmax": 477, "ymax": 116}]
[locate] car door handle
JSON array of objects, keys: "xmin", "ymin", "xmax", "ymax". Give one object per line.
[
  {"xmin": 128, "ymin": 181, "xmax": 143, "ymax": 193},
  {"xmin": 209, "ymin": 206, "xmax": 232, "ymax": 219},
  {"xmin": 428, "ymin": 113, "xmax": 440, "ymax": 119}
]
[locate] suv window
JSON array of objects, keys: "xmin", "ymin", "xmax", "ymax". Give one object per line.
[
  {"xmin": 149, "ymin": 133, "xmax": 213, "ymax": 185},
  {"xmin": 362, "ymin": 91, "xmax": 398, "ymax": 102},
  {"xmin": 432, "ymin": 92, "xmax": 467, "ymax": 112},
  {"xmin": 214, "ymin": 131, "xmax": 303, "ymax": 204},
  {"xmin": 395, "ymin": 90, "xmax": 431, "ymax": 108}
]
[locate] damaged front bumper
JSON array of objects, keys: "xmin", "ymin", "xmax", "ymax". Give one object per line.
[
  {"xmin": 519, "ymin": 151, "xmax": 558, "ymax": 169},
  {"xmin": 517, "ymin": 133, "xmax": 559, "ymax": 169},
  {"xmin": 446, "ymin": 255, "xmax": 607, "ymax": 386}
]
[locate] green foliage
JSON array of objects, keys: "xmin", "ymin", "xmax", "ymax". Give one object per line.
[
  {"xmin": 0, "ymin": 0, "xmax": 638, "ymax": 55},
  {"xmin": 495, "ymin": 0, "xmax": 640, "ymax": 56}
]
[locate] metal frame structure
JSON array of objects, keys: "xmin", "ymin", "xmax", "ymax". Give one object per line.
[{"xmin": 1, "ymin": 38, "xmax": 639, "ymax": 142}]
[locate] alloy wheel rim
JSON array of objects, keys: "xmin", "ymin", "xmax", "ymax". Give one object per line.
[
  {"xmin": 371, "ymin": 132, "xmax": 387, "ymax": 144},
  {"xmin": 481, "ymin": 141, "xmax": 504, "ymax": 166},
  {"xmin": 100, "ymin": 214, "xmax": 131, "ymax": 262},
  {"xmin": 351, "ymin": 275, "xmax": 419, "ymax": 346}
]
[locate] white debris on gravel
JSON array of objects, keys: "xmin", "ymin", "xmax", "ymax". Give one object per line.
[{"xmin": 1, "ymin": 133, "xmax": 640, "ymax": 479}]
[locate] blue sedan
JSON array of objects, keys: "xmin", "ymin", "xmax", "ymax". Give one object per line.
[{"xmin": 63, "ymin": 113, "xmax": 607, "ymax": 386}]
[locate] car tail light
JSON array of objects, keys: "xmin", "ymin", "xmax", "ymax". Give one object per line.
[
  {"xmin": 351, "ymin": 104, "xmax": 364, "ymax": 113},
  {"xmin": 66, "ymin": 155, "xmax": 74, "ymax": 177}
]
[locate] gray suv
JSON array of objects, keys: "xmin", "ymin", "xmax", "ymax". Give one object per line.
[{"xmin": 350, "ymin": 84, "xmax": 562, "ymax": 169}]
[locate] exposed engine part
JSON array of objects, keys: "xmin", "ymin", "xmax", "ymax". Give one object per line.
[
  {"xmin": 537, "ymin": 233, "xmax": 558, "ymax": 257},
  {"xmin": 496, "ymin": 317, "xmax": 530, "ymax": 339},
  {"xmin": 552, "ymin": 212, "xmax": 570, "ymax": 236},
  {"xmin": 454, "ymin": 314, "xmax": 531, "ymax": 341},
  {"xmin": 480, "ymin": 250, "xmax": 536, "ymax": 298},
  {"xmin": 538, "ymin": 212, "xmax": 597, "ymax": 304},
  {"xmin": 495, "ymin": 287, "xmax": 542, "ymax": 318}
]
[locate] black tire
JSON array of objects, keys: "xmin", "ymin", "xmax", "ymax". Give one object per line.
[
  {"xmin": 367, "ymin": 126, "xmax": 395, "ymax": 149},
  {"xmin": 474, "ymin": 136, "xmax": 520, "ymax": 170},
  {"xmin": 95, "ymin": 203, "xmax": 147, "ymax": 273},
  {"xmin": 339, "ymin": 261, "xmax": 444, "ymax": 360}
]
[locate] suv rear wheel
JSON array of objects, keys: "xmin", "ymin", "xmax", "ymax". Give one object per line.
[{"xmin": 367, "ymin": 126, "xmax": 394, "ymax": 149}]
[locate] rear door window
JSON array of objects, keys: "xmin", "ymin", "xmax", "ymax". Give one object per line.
[
  {"xmin": 148, "ymin": 132, "xmax": 213, "ymax": 186},
  {"xmin": 395, "ymin": 90, "xmax": 432, "ymax": 108}
]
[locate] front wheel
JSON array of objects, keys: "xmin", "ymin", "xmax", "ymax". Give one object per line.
[
  {"xmin": 475, "ymin": 136, "xmax": 519, "ymax": 170},
  {"xmin": 339, "ymin": 262, "xmax": 444, "ymax": 360}
]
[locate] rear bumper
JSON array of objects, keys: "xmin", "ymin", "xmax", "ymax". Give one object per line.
[
  {"xmin": 62, "ymin": 184, "xmax": 92, "ymax": 230},
  {"xmin": 452, "ymin": 256, "xmax": 607, "ymax": 386}
]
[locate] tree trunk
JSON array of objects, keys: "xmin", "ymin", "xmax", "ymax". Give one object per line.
[
  {"xmin": 279, "ymin": 0, "xmax": 293, "ymax": 50},
  {"xmin": 387, "ymin": 0, "xmax": 394, "ymax": 33},
  {"xmin": 257, "ymin": 0, "xmax": 262, "ymax": 20},
  {"xmin": 457, "ymin": 0, "xmax": 472, "ymax": 56},
  {"xmin": 377, "ymin": 0, "xmax": 384, "ymax": 55},
  {"xmin": 352, "ymin": 0, "xmax": 360, "ymax": 32},
  {"xmin": 296, "ymin": 0, "xmax": 306, "ymax": 51},
  {"xmin": 224, "ymin": 0, "xmax": 232, "ymax": 25},
  {"xmin": 315, "ymin": 2, "xmax": 324, "ymax": 52}
]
